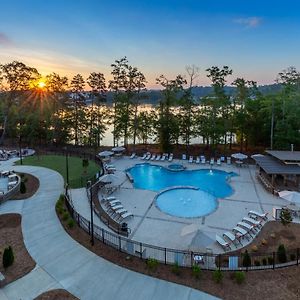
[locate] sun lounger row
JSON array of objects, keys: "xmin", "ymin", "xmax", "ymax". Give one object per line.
[
  {"xmin": 183, "ymin": 155, "xmax": 224, "ymax": 165},
  {"xmin": 216, "ymin": 211, "xmax": 268, "ymax": 251},
  {"xmin": 103, "ymin": 196, "xmax": 134, "ymax": 223},
  {"xmin": 140, "ymin": 153, "xmax": 173, "ymax": 162}
]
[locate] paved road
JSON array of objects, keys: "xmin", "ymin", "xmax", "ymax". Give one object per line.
[{"xmin": 0, "ymin": 164, "xmax": 219, "ymax": 300}]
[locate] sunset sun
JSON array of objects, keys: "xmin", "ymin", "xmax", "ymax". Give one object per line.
[{"xmin": 37, "ymin": 80, "xmax": 46, "ymax": 89}]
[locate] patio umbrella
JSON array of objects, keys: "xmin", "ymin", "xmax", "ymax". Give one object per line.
[
  {"xmin": 279, "ymin": 190, "xmax": 300, "ymax": 205},
  {"xmin": 98, "ymin": 150, "xmax": 114, "ymax": 157},
  {"xmin": 231, "ymin": 152, "xmax": 248, "ymax": 160},
  {"xmin": 112, "ymin": 146, "xmax": 125, "ymax": 152},
  {"xmin": 99, "ymin": 174, "xmax": 122, "ymax": 186}
]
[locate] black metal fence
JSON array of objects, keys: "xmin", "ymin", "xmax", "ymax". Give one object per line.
[{"xmin": 64, "ymin": 191, "xmax": 300, "ymax": 271}]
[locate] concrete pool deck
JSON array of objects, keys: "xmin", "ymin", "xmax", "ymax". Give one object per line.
[{"xmin": 71, "ymin": 156, "xmax": 291, "ymax": 253}]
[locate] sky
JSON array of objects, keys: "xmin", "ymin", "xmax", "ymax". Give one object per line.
[{"xmin": 0, "ymin": 0, "xmax": 300, "ymax": 88}]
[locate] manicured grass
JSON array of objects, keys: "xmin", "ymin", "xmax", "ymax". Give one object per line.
[{"xmin": 15, "ymin": 155, "xmax": 100, "ymax": 188}]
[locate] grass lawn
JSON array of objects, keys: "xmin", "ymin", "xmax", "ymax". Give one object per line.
[{"xmin": 15, "ymin": 154, "xmax": 100, "ymax": 188}]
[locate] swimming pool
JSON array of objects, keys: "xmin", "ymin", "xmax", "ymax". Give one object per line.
[
  {"xmin": 156, "ymin": 187, "xmax": 217, "ymax": 218},
  {"xmin": 127, "ymin": 163, "xmax": 236, "ymax": 198}
]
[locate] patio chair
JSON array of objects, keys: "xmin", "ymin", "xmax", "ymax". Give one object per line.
[
  {"xmin": 237, "ymin": 222, "xmax": 255, "ymax": 235},
  {"xmin": 195, "ymin": 156, "xmax": 200, "ymax": 164},
  {"xmin": 129, "ymin": 153, "xmax": 136, "ymax": 159},
  {"xmin": 156, "ymin": 154, "xmax": 161, "ymax": 161},
  {"xmin": 223, "ymin": 231, "xmax": 242, "ymax": 247},
  {"xmin": 248, "ymin": 210, "xmax": 268, "ymax": 221},
  {"xmin": 227, "ymin": 157, "xmax": 231, "ymax": 165},
  {"xmin": 242, "ymin": 217, "xmax": 263, "ymax": 228},
  {"xmin": 189, "ymin": 156, "xmax": 193, "ymax": 163},
  {"xmin": 217, "ymin": 158, "xmax": 221, "ymax": 166},
  {"xmin": 168, "ymin": 153, "xmax": 173, "ymax": 162},
  {"xmin": 182, "ymin": 154, "xmax": 187, "ymax": 160},
  {"xmin": 216, "ymin": 234, "xmax": 231, "ymax": 251}
]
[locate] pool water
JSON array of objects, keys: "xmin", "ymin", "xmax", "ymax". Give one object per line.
[
  {"xmin": 127, "ymin": 163, "xmax": 235, "ymax": 198},
  {"xmin": 156, "ymin": 188, "xmax": 217, "ymax": 218}
]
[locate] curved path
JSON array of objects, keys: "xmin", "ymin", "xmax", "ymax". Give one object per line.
[{"xmin": 0, "ymin": 165, "xmax": 219, "ymax": 300}]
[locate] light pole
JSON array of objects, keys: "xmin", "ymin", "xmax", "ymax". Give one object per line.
[
  {"xmin": 19, "ymin": 135, "xmax": 23, "ymax": 165},
  {"xmin": 64, "ymin": 147, "xmax": 69, "ymax": 186},
  {"xmin": 270, "ymin": 98, "xmax": 275, "ymax": 150},
  {"xmin": 87, "ymin": 180, "xmax": 94, "ymax": 246}
]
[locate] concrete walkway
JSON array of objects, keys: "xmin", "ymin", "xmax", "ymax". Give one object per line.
[{"xmin": 0, "ymin": 165, "xmax": 219, "ymax": 300}]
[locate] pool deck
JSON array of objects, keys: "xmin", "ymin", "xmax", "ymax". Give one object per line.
[{"xmin": 71, "ymin": 156, "xmax": 291, "ymax": 254}]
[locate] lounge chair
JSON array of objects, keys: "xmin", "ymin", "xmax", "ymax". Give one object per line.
[
  {"xmin": 106, "ymin": 199, "xmax": 121, "ymax": 207},
  {"xmin": 220, "ymin": 156, "xmax": 225, "ymax": 162},
  {"xmin": 182, "ymin": 154, "xmax": 187, "ymax": 160},
  {"xmin": 248, "ymin": 210, "xmax": 268, "ymax": 220},
  {"xmin": 189, "ymin": 156, "xmax": 193, "ymax": 163},
  {"xmin": 227, "ymin": 157, "xmax": 231, "ymax": 165},
  {"xmin": 210, "ymin": 158, "xmax": 215, "ymax": 165},
  {"xmin": 108, "ymin": 204, "xmax": 124, "ymax": 213},
  {"xmin": 150, "ymin": 154, "xmax": 156, "ymax": 161},
  {"xmin": 217, "ymin": 158, "xmax": 221, "ymax": 166},
  {"xmin": 168, "ymin": 153, "xmax": 173, "ymax": 162},
  {"xmin": 156, "ymin": 154, "xmax": 161, "ymax": 161},
  {"xmin": 195, "ymin": 156, "xmax": 200, "ymax": 164},
  {"xmin": 232, "ymin": 227, "xmax": 250, "ymax": 241},
  {"xmin": 114, "ymin": 208, "xmax": 128, "ymax": 216},
  {"xmin": 201, "ymin": 156, "xmax": 206, "ymax": 164},
  {"xmin": 242, "ymin": 217, "xmax": 263, "ymax": 228},
  {"xmin": 216, "ymin": 234, "xmax": 231, "ymax": 251},
  {"xmin": 141, "ymin": 153, "xmax": 147, "ymax": 160},
  {"xmin": 145, "ymin": 153, "xmax": 151, "ymax": 160},
  {"xmin": 130, "ymin": 153, "xmax": 136, "ymax": 159},
  {"xmin": 237, "ymin": 222, "xmax": 255, "ymax": 235},
  {"xmin": 161, "ymin": 154, "xmax": 166, "ymax": 161},
  {"xmin": 223, "ymin": 232, "xmax": 242, "ymax": 247}
]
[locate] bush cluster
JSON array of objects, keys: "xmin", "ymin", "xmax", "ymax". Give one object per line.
[
  {"xmin": 192, "ymin": 264, "xmax": 201, "ymax": 279},
  {"xmin": 3, "ymin": 246, "xmax": 14, "ymax": 269},
  {"xmin": 212, "ymin": 270, "xmax": 223, "ymax": 283},
  {"xmin": 171, "ymin": 262, "xmax": 180, "ymax": 276},
  {"xmin": 146, "ymin": 258, "xmax": 159, "ymax": 272}
]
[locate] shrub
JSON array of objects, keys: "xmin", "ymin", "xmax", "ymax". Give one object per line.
[
  {"xmin": 251, "ymin": 245, "xmax": 258, "ymax": 252},
  {"xmin": 262, "ymin": 258, "xmax": 267, "ymax": 265},
  {"xmin": 171, "ymin": 262, "xmax": 181, "ymax": 276},
  {"xmin": 254, "ymin": 260, "xmax": 260, "ymax": 266},
  {"xmin": 267, "ymin": 256, "xmax": 274, "ymax": 265},
  {"xmin": 270, "ymin": 233, "xmax": 276, "ymax": 239},
  {"xmin": 67, "ymin": 218, "xmax": 75, "ymax": 229},
  {"xmin": 59, "ymin": 194, "xmax": 65, "ymax": 203},
  {"xmin": 57, "ymin": 207, "xmax": 64, "ymax": 215},
  {"xmin": 242, "ymin": 250, "xmax": 251, "ymax": 268},
  {"xmin": 234, "ymin": 271, "xmax": 246, "ymax": 284},
  {"xmin": 261, "ymin": 239, "xmax": 268, "ymax": 246},
  {"xmin": 212, "ymin": 270, "xmax": 223, "ymax": 283},
  {"xmin": 290, "ymin": 253, "xmax": 296, "ymax": 261},
  {"xmin": 20, "ymin": 181, "xmax": 26, "ymax": 194},
  {"xmin": 192, "ymin": 265, "xmax": 201, "ymax": 279},
  {"xmin": 280, "ymin": 208, "xmax": 292, "ymax": 226},
  {"xmin": 3, "ymin": 246, "xmax": 14, "ymax": 269},
  {"xmin": 277, "ymin": 244, "xmax": 287, "ymax": 263},
  {"xmin": 146, "ymin": 258, "xmax": 159, "ymax": 272},
  {"xmin": 62, "ymin": 212, "xmax": 69, "ymax": 221}
]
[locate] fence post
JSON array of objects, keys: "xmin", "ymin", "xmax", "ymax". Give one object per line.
[
  {"xmin": 77, "ymin": 213, "xmax": 80, "ymax": 225},
  {"xmin": 164, "ymin": 248, "xmax": 167, "ymax": 265},
  {"xmin": 191, "ymin": 251, "xmax": 193, "ymax": 267},
  {"xmin": 88, "ymin": 221, "xmax": 91, "ymax": 235},
  {"xmin": 218, "ymin": 254, "xmax": 221, "ymax": 271},
  {"xmin": 102, "ymin": 228, "xmax": 105, "ymax": 243},
  {"xmin": 140, "ymin": 242, "xmax": 143, "ymax": 259},
  {"xmin": 297, "ymin": 248, "xmax": 299, "ymax": 266},
  {"xmin": 118, "ymin": 236, "xmax": 121, "ymax": 251},
  {"xmin": 273, "ymin": 252, "xmax": 275, "ymax": 270}
]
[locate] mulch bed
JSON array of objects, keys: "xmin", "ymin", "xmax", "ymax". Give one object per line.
[
  {"xmin": 0, "ymin": 214, "xmax": 36, "ymax": 285},
  {"xmin": 57, "ymin": 201, "xmax": 300, "ymax": 300},
  {"xmin": 12, "ymin": 173, "xmax": 40, "ymax": 200},
  {"xmin": 34, "ymin": 289, "xmax": 78, "ymax": 300}
]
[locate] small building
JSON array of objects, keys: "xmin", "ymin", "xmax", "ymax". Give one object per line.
[{"xmin": 253, "ymin": 150, "xmax": 300, "ymax": 193}]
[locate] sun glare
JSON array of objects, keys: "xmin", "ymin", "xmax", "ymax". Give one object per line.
[{"xmin": 37, "ymin": 80, "xmax": 46, "ymax": 89}]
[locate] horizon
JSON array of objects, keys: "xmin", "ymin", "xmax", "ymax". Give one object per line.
[{"xmin": 1, "ymin": 0, "xmax": 300, "ymax": 88}]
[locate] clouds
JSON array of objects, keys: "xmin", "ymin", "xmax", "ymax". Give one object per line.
[
  {"xmin": 234, "ymin": 17, "xmax": 262, "ymax": 28},
  {"xmin": 0, "ymin": 32, "xmax": 14, "ymax": 46}
]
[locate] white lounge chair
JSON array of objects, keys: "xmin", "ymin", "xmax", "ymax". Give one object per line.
[
  {"xmin": 237, "ymin": 222, "xmax": 255, "ymax": 235},
  {"xmin": 150, "ymin": 154, "xmax": 156, "ymax": 161},
  {"xmin": 195, "ymin": 156, "xmax": 200, "ymax": 164},
  {"xmin": 130, "ymin": 153, "xmax": 136, "ymax": 159},
  {"xmin": 156, "ymin": 154, "xmax": 161, "ymax": 161},
  {"xmin": 145, "ymin": 153, "xmax": 151, "ymax": 160},
  {"xmin": 217, "ymin": 158, "xmax": 221, "ymax": 166},
  {"xmin": 232, "ymin": 226, "xmax": 250, "ymax": 240},
  {"xmin": 223, "ymin": 232, "xmax": 242, "ymax": 247},
  {"xmin": 189, "ymin": 156, "xmax": 193, "ymax": 163},
  {"xmin": 119, "ymin": 212, "xmax": 134, "ymax": 221},
  {"xmin": 227, "ymin": 157, "xmax": 231, "ymax": 165},
  {"xmin": 220, "ymin": 156, "xmax": 225, "ymax": 162},
  {"xmin": 201, "ymin": 156, "xmax": 206, "ymax": 164},
  {"xmin": 248, "ymin": 210, "xmax": 268, "ymax": 220},
  {"xmin": 168, "ymin": 153, "xmax": 173, "ymax": 162},
  {"xmin": 141, "ymin": 153, "xmax": 147, "ymax": 160},
  {"xmin": 182, "ymin": 154, "xmax": 187, "ymax": 160},
  {"xmin": 108, "ymin": 204, "xmax": 123, "ymax": 213},
  {"xmin": 161, "ymin": 154, "xmax": 166, "ymax": 161},
  {"xmin": 216, "ymin": 234, "xmax": 231, "ymax": 251},
  {"xmin": 114, "ymin": 208, "xmax": 127, "ymax": 216},
  {"xmin": 210, "ymin": 158, "xmax": 215, "ymax": 165},
  {"xmin": 242, "ymin": 217, "xmax": 263, "ymax": 228}
]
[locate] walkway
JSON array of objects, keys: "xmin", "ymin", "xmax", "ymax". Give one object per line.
[{"xmin": 0, "ymin": 164, "xmax": 219, "ymax": 300}]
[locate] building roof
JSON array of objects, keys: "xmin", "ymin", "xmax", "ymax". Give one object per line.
[
  {"xmin": 253, "ymin": 155, "xmax": 300, "ymax": 175},
  {"xmin": 266, "ymin": 150, "xmax": 300, "ymax": 163}
]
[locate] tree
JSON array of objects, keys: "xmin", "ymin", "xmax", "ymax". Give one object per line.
[
  {"xmin": 156, "ymin": 74, "xmax": 187, "ymax": 152},
  {"xmin": 242, "ymin": 250, "xmax": 251, "ymax": 269},
  {"xmin": 280, "ymin": 208, "xmax": 292, "ymax": 226},
  {"xmin": 70, "ymin": 74, "xmax": 85, "ymax": 145}
]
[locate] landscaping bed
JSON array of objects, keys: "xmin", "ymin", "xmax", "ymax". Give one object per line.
[
  {"xmin": 35, "ymin": 289, "xmax": 78, "ymax": 300},
  {"xmin": 56, "ymin": 198, "xmax": 300, "ymax": 299},
  {"xmin": 12, "ymin": 173, "xmax": 40, "ymax": 200},
  {"xmin": 0, "ymin": 214, "xmax": 36, "ymax": 285}
]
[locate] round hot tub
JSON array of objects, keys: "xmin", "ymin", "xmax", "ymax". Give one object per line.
[{"xmin": 167, "ymin": 164, "xmax": 185, "ymax": 172}]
